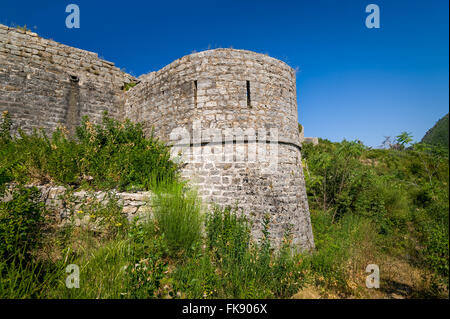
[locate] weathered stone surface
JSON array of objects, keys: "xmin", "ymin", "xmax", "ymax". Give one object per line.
[
  {"xmin": 125, "ymin": 48, "xmax": 314, "ymax": 250},
  {"xmin": 303, "ymin": 137, "xmax": 319, "ymax": 146},
  {"xmin": 0, "ymin": 24, "xmax": 314, "ymax": 250},
  {"xmin": 0, "ymin": 24, "xmax": 135, "ymax": 136},
  {"xmin": 33, "ymin": 185, "xmax": 153, "ymax": 222}
]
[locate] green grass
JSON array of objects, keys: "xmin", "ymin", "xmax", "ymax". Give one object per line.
[
  {"xmin": 0, "ymin": 111, "xmax": 178, "ymax": 192},
  {"xmin": 0, "ymin": 112, "xmax": 448, "ymax": 298},
  {"xmin": 302, "ymin": 139, "xmax": 449, "ymax": 296},
  {"xmin": 152, "ymin": 182, "xmax": 203, "ymax": 255}
]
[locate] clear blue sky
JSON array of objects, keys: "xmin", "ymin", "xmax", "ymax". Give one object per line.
[{"xmin": 1, "ymin": 0, "xmax": 448, "ymax": 147}]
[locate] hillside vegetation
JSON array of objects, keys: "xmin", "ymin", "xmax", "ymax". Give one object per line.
[
  {"xmin": 301, "ymin": 139, "xmax": 448, "ymax": 298},
  {"xmin": 0, "ymin": 111, "xmax": 448, "ymax": 298},
  {"xmin": 421, "ymin": 113, "xmax": 449, "ymax": 148}
]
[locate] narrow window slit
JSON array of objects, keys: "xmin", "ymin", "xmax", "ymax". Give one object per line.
[
  {"xmin": 194, "ymin": 80, "xmax": 198, "ymax": 107},
  {"xmin": 246, "ymin": 80, "xmax": 251, "ymax": 107}
]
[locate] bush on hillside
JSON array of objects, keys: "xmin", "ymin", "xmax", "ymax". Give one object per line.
[
  {"xmin": 0, "ymin": 185, "xmax": 45, "ymax": 263},
  {"xmin": 0, "ymin": 112, "xmax": 179, "ymax": 192}
]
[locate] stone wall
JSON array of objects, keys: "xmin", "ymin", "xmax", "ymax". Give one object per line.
[
  {"xmin": 303, "ymin": 137, "xmax": 319, "ymax": 146},
  {"xmin": 0, "ymin": 24, "xmax": 135, "ymax": 135},
  {"xmin": 182, "ymin": 143, "xmax": 314, "ymax": 249},
  {"xmin": 36, "ymin": 185, "xmax": 153, "ymax": 224},
  {"xmin": 0, "ymin": 27, "xmax": 315, "ymax": 250},
  {"xmin": 125, "ymin": 49, "xmax": 314, "ymax": 250},
  {"xmin": 125, "ymin": 49, "xmax": 300, "ymax": 146}
]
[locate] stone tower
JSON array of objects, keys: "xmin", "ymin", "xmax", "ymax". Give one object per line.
[{"xmin": 125, "ymin": 49, "xmax": 314, "ymax": 250}]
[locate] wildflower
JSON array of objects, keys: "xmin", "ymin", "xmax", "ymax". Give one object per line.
[
  {"xmin": 116, "ymin": 222, "xmax": 122, "ymax": 227},
  {"xmin": 77, "ymin": 210, "xmax": 84, "ymax": 214}
]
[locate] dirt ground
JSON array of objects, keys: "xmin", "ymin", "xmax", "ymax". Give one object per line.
[{"xmin": 292, "ymin": 256, "xmax": 446, "ymax": 299}]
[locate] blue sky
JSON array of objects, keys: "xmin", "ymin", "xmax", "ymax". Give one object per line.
[{"xmin": 1, "ymin": 0, "xmax": 448, "ymax": 147}]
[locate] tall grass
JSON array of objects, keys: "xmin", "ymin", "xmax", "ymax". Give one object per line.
[
  {"xmin": 152, "ymin": 182, "xmax": 203, "ymax": 255},
  {"xmin": 172, "ymin": 206, "xmax": 306, "ymax": 298},
  {"xmin": 0, "ymin": 257, "xmax": 62, "ymax": 298}
]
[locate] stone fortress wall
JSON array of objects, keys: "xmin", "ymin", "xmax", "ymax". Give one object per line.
[
  {"xmin": 125, "ymin": 49, "xmax": 301, "ymax": 145},
  {"xmin": 0, "ymin": 24, "xmax": 314, "ymax": 250},
  {"xmin": 0, "ymin": 24, "xmax": 135, "ymax": 135}
]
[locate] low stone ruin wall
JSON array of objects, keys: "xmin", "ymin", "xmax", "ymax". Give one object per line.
[
  {"xmin": 0, "ymin": 185, "xmax": 154, "ymax": 227},
  {"xmin": 36, "ymin": 185, "xmax": 154, "ymax": 223}
]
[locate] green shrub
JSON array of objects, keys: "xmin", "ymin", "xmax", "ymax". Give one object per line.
[
  {"xmin": 173, "ymin": 206, "xmax": 305, "ymax": 298},
  {"xmin": 205, "ymin": 205, "xmax": 251, "ymax": 265},
  {"xmin": 122, "ymin": 82, "xmax": 137, "ymax": 91},
  {"xmin": 0, "ymin": 185, "xmax": 45, "ymax": 262},
  {"xmin": 75, "ymin": 114, "xmax": 179, "ymax": 190},
  {"xmin": 304, "ymin": 210, "xmax": 378, "ymax": 293},
  {"xmin": 125, "ymin": 234, "xmax": 169, "ymax": 298},
  {"xmin": 0, "ymin": 113, "xmax": 179, "ymax": 192},
  {"xmin": 0, "ymin": 112, "xmax": 13, "ymax": 194},
  {"xmin": 303, "ymin": 138, "xmax": 449, "ymax": 296},
  {"xmin": 1, "ymin": 111, "xmax": 12, "ymax": 142},
  {"xmin": 303, "ymin": 140, "xmax": 385, "ymax": 221}
]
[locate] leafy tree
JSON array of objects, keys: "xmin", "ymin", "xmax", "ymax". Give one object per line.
[{"xmin": 395, "ymin": 132, "xmax": 413, "ymax": 148}]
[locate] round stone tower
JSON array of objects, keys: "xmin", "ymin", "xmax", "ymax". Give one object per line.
[{"xmin": 125, "ymin": 49, "xmax": 314, "ymax": 250}]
